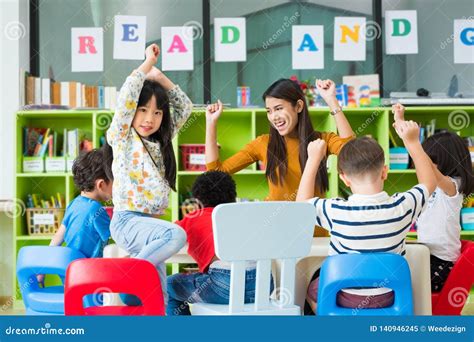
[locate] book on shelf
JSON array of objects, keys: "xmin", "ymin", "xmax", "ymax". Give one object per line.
[
  {"xmin": 19, "ymin": 69, "xmax": 26, "ymax": 106},
  {"xmin": 24, "ymin": 127, "xmax": 47, "ymax": 156},
  {"xmin": 21, "ymin": 71, "xmax": 117, "ymax": 110},
  {"xmin": 34, "ymin": 78, "xmax": 41, "ymax": 105},
  {"xmin": 41, "ymin": 78, "xmax": 51, "ymax": 105},
  {"xmin": 51, "ymin": 82, "xmax": 61, "ymax": 105},
  {"xmin": 60, "ymin": 82, "xmax": 69, "ymax": 106},
  {"xmin": 69, "ymin": 82, "xmax": 77, "ymax": 108},
  {"xmin": 23, "ymin": 126, "xmax": 93, "ymax": 160},
  {"xmin": 76, "ymin": 82, "xmax": 82, "ymax": 108},
  {"xmin": 27, "ymin": 192, "xmax": 64, "ymax": 209},
  {"xmin": 67, "ymin": 129, "xmax": 78, "ymax": 158},
  {"xmin": 98, "ymin": 85, "xmax": 105, "ymax": 109},
  {"xmin": 25, "ymin": 75, "xmax": 35, "ymax": 105},
  {"xmin": 66, "ymin": 128, "xmax": 92, "ymax": 159},
  {"xmin": 37, "ymin": 128, "xmax": 50, "ymax": 157}
]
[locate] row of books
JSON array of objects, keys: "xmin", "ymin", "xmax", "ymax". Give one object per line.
[
  {"xmin": 24, "ymin": 127, "xmax": 92, "ymax": 158},
  {"xmin": 26, "ymin": 193, "xmax": 64, "ymax": 209},
  {"xmin": 21, "ymin": 71, "xmax": 117, "ymax": 109},
  {"xmin": 389, "ymin": 119, "xmax": 437, "ymax": 147}
]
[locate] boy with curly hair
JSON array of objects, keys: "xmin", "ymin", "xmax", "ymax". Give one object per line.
[
  {"xmin": 167, "ymin": 171, "xmax": 273, "ymax": 315},
  {"xmin": 36, "ymin": 146, "xmax": 113, "ymax": 285}
]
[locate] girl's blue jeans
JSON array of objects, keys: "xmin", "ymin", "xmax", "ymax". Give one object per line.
[{"xmin": 110, "ymin": 210, "xmax": 187, "ymax": 305}]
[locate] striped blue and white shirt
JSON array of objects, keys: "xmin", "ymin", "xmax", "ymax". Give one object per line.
[{"xmin": 308, "ymin": 184, "xmax": 429, "ymax": 257}]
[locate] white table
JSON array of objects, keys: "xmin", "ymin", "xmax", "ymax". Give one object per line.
[{"xmin": 105, "ymin": 238, "xmax": 432, "ymax": 314}]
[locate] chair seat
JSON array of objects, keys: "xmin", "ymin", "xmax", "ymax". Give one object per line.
[
  {"xmin": 27, "ymin": 286, "xmax": 64, "ymax": 314},
  {"xmin": 191, "ymin": 300, "xmax": 301, "ymax": 316},
  {"xmin": 83, "ymin": 305, "xmax": 146, "ymax": 316}
]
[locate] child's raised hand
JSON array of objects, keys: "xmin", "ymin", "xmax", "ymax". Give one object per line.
[
  {"xmin": 395, "ymin": 120, "xmax": 420, "ymax": 144},
  {"xmin": 316, "ymin": 80, "xmax": 336, "ymax": 102},
  {"xmin": 206, "ymin": 100, "xmax": 223, "ymax": 124},
  {"xmin": 145, "ymin": 44, "xmax": 160, "ymax": 65},
  {"xmin": 392, "ymin": 103, "xmax": 405, "ymax": 122},
  {"xmin": 307, "ymin": 139, "xmax": 327, "ymax": 163},
  {"xmin": 146, "ymin": 66, "xmax": 163, "ymax": 81}
]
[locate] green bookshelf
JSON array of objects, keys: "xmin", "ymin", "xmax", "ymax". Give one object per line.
[{"xmin": 12, "ymin": 106, "xmax": 474, "ymax": 308}]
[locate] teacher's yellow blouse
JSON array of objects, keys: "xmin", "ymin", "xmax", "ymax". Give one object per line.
[{"xmin": 206, "ymin": 133, "xmax": 353, "ymax": 200}]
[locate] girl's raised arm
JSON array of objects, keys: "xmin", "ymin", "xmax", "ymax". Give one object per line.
[
  {"xmin": 107, "ymin": 44, "xmax": 158, "ymax": 146},
  {"xmin": 146, "ymin": 66, "xmax": 193, "ymax": 137}
]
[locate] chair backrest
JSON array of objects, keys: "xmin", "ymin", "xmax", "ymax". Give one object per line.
[
  {"xmin": 64, "ymin": 258, "xmax": 164, "ymax": 315},
  {"xmin": 317, "ymin": 253, "xmax": 413, "ymax": 315},
  {"xmin": 105, "ymin": 206, "xmax": 114, "ymax": 220},
  {"xmin": 433, "ymin": 240, "xmax": 474, "ymax": 315},
  {"xmin": 16, "ymin": 246, "xmax": 86, "ymax": 311},
  {"xmin": 212, "ymin": 202, "xmax": 315, "ymax": 314}
]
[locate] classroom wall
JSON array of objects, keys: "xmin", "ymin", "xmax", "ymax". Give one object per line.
[{"xmin": 0, "ymin": 0, "xmax": 29, "ymax": 299}]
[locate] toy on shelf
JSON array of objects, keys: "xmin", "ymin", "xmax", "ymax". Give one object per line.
[
  {"xmin": 342, "ymin": 74, "xmax": 380, "ymax": 108},
  {"xmin": 237, "ymin": 86, "xmax": 251, "ymax": 107}
]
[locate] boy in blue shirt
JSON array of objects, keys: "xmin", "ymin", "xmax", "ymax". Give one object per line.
[{"xmin": 37, "ymin": 146, "xmax": 113, "ymax": 285}]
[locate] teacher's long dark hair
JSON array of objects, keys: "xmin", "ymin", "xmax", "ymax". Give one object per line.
[
  {"xmin": 262, "ymin": 79, "xmax": 328, "ymax": 193},
  {"xmin": 137, "ymin": 80, "xmax": 177, "ymax": 191}
]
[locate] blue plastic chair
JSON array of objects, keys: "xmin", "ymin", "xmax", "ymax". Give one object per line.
[
  {"xmin": 16, "ymin": 246, "xmax": 86, "ymax": 315},
  {"xmin": 317, "ymin": 253, "xmax": 413, "ymax": 316}
]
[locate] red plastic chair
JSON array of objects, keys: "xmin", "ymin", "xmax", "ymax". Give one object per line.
[
  {"xmin": 105, "ymin": 206, "xmax": 114, "ymax": 220},
  {"xmin": 431, "ymin": 240, "xmax": 474, "ymax": 315},
  {"xmin": 65, "ymin": 258, "xmax": 164, "ymax": 316}
]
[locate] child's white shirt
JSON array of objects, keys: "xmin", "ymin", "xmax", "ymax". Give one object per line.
[
  {"xmin": 307, "ymin": 184, "xmax": 429, "ymax": 256},
  {"xmin": 307, "ymin": 184, "xmax": 429, "ymax": 296},
  {"xmin": 416, "ymin": 177, "xmax": 462, "ymax": 262}
]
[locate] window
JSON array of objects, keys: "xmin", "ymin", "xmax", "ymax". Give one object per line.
[
  {"xmin": 37, "ymin": 0, "xmax": 204, "ymax": 103},
  {"xmin": 210, "ymin": 0, "xmax": 375, "ymax": 106},
  {"xmin": 382, "ymin": 0, "xmax": 474, "ymax": 97},
  {"xmin": 35, "ymin": 0, "xmax": 473, "ymax": 104}
]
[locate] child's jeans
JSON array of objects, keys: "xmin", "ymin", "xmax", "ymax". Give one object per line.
[
  {"xmin": 110, "ymin": 210, "xmax": 187, "ymax": 304},
  {"xmin": 166, "ymin": 267, "xmax": 275, "ymax": 316}
]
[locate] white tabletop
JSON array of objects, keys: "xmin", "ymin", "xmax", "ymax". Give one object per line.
[{"xmin": 166, "ymin": 237, "xmax": 332, "ymax": 264}]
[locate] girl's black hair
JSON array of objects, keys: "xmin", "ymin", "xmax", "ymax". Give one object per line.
[
  {"xmin": 136, "ymin": 80, "xmax": 177, "ymax": 191},
  {"xmin": 422, "ymin": 131, "xmax": 474, "ymax": 195},
  {"xmin": 262, "ymin": 78, "xmax": 328, "ymax": 193},
  {"xmin": 101, "ymin": 140, "xmax": 114, "ymax": 182}
]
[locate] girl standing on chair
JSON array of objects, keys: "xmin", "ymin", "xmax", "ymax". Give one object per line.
[{"xmin": 107, "ymin": 44, "xmax": 192, "ymax": 305}]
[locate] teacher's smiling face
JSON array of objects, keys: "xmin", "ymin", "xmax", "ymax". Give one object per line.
[{"xmin": 265, "ymin": 96, "xmax": 304, "ymax": 137}]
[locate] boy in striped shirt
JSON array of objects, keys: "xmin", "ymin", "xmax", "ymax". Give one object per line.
[{"xmin": 297, "ymin": 117, "xmax": 436, "ymax": 312}]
